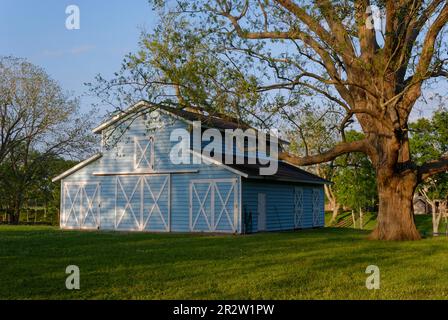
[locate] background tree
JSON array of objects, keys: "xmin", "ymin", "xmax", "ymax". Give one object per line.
[
  {"xmin": 0, "ymin": 56, "xmax": 97, "ymax": 224},
  {"xmin": 91, "ymin": 0, "xmax": 448, "ymax": 240},
  {"xmin": 409, "ymin": 109, "xmax": 448, "ymax": 234},
  {"xmin": 284, "ymin": 105, "xmax": 343, "ymax": 224},
  {"xmin": 333, "ymin": 131, "xmax": 378, "ymax": 228}
]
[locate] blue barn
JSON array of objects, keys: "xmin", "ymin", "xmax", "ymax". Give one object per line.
[{"xmin": 53, "ymin": 101, "xmax": 329, "ymax": 233}]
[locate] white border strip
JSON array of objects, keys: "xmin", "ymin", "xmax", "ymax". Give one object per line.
[
  {"xmin": 92, "ymin": 101, "xmax": 194, "ymax": 134},
  {"xmin": 92, "ymin": 169, "xmax": 198, "ymax": 176},
  {"xmin": 52, "ymin": 153, "xmax": 103, "ymax": 182},
  {"xmin": 189, "ymin": 150, "xmax": 249, "ymax": 178}
]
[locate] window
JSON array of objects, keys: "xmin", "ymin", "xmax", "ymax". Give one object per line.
[{"xmin": 134, "ymin": 137, "xmax": 154, "ymax": 170}]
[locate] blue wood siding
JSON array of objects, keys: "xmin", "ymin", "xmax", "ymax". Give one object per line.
[
  {"xmin": 241, "ymin": 179, "xmax": 324, "ymax": 233},
  {"xmin": 61, "ymin": 111, "xmax": 241, "ymax": 233},
  {"xmin": 59, "ymin": 109, "xmax": 325, "ymax": 234}
]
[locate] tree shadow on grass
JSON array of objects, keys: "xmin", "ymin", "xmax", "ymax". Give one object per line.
[{"xmin": 1, "ymin": 226, "xmax": 447, "ymax": 299}]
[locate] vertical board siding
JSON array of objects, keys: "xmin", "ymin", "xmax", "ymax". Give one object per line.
[
  {"xmin": 60, "ymin": 110, "xmax": 324, "ymax": 234},
  {"xmin": 171, "ymin": 168, "xmax": 240, "ymax": 233},
  {"xmin": 189, "ymin": 179, "xmax": 239, "ymax": 233},
  {"xmin": 242, "ymin": 179, "xmax": 325, "ymax": 233},
  {"xmin": 61, "ymin": 112, "xmax": 241, "ymax": 233},
  {"xmin": 100, "ymin": 112, "xmax": 192, "ymax": 173}
]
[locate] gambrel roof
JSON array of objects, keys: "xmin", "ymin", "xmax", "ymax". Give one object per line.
[
  {"xmin": 92, "ymin": 100, "xmax": 254, "ymax": 134},
  {"xmin": 92, "ymin": 100, "xmax": 288, "ymax": 144},
  {"xmin": 56, "ymin": 100, "xmax": 329, "ymax": 185}
]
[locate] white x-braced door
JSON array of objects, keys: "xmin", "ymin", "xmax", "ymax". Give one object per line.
[
  {"xmin": 190, "ymin": 179, "xmax": 239, "ymax": 233},
  {"xmin": 294, "ymin": 187, "xmax": 304, "ymax": 228},
  {"xmin": 62, "ymin": 182, "xmax": 101, "ymax": 229},
  {"xmin": 312, "ymin": 188, "xmax": 323, "ymax": 227},
  {"xmin": 115, "ymin": 175, "xmax": 170, "ymax": 231}
]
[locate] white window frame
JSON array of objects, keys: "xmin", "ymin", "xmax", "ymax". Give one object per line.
[{"xmin": 134, "ymin": 136, "xmax": 155, "ymax": 171}]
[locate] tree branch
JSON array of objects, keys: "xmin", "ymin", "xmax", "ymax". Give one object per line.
[
  {"xmin": 356, "ymin": 0, "xmax": 380, "ymax": 61},
  {"xmin": 415, "ymin": 3, "xmax": 448, "ymax": 78},
  {"xmin": 315, "ymin": 0, "xmax": 356, "ymax": 58},
  {"xmin": 400, "ymin": 3, "xmax": 448, "ymax": 111},
  {"xmin": 218, "ymin": 6, "xmax": 356, "ymax": 107},
  {"xmin": 279, "ymin": 139, "xmax": 369, "ymax": 166},
  {"xmin": 418, "ymin": 156, "xmax": 448, "ymax": 181},
  {"xmin": 275, "ymin": 0, "xmax": 356, "ymax": 64}
]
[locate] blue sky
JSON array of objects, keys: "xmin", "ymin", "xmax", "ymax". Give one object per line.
[
  {"xmin": 0, "ymin": 0, "xmax": 156, "ymax": 114},
  {"xmin": 0, "ymin": 0, "xmax": 444, "ymax": 121}
]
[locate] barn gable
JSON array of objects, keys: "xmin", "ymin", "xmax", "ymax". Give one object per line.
[
  {"xmin": 54, "ymin": 101, "xmax": 327, "ymax": 234},
  {"xmin": 55, "ymin": 108, "xmax": 243, "ymax": 232}
]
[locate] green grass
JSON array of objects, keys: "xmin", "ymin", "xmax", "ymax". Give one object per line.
[
  {"xmin": 325, "ymin": 211, "xmax": 379, "ymax": 230},
  {"xmin": 1, "ymin": 220, "xmax": 448, "ymax": 300},
  {"xmin": 326, "ymin": 211, "xmax": 448, "ymax": 235}
]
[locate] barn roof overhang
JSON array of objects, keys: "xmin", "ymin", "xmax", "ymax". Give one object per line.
[
  {"xmin": 52, "ymin": 153, "xmax": 103, "ymax": 182},
  {"xmin": 71, "ymin": 101, "xmax": 329, "ymax": 185},
  {"xmin": 91, "ymin": 100, "xmax": 289, "ymax": 145},
  {"xmin": 191, "ymin": 150, "xmax": 330, "ymax": 185},
  {"xmin": 227, "ymin": 161, "xmax": 331, "ymax": 185}
]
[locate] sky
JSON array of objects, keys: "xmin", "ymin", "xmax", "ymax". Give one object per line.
[
  {"xmin": 0, "ymin": 0, "xmax": 445, "ymax": 122},
  {"xmin": 0, "ymin": 0, "xmax": 156, "ymax": 115}
]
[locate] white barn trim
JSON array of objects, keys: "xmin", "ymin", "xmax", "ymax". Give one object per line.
[{"xmin": 52, "ymin": 153, "xmax": 103, "ymax": 182}]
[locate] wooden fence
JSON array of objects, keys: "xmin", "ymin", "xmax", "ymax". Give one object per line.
[{"xmin": 0, "ymin": 206, "xmax": 59, "ymax": 225}]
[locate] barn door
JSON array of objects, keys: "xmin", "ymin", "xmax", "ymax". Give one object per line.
[
  {"xmin": 312, "ymin": 188, "xmax": 323, "ymax": 227},
  {"xmin": 115, "ymin": 175, "xmax": 170, "ymax": 231},
  {"xmin": 257, "ymin": 193, "xmax": 266, "ymax": 231},
  {"xmin": 142, "ymin": 175, "xmax": 170, "ymax": 231},
  {"xmin": 294, "ymin": 187, "xmax": 304, "ymax": 228},
  {"xmin": 190, "ymin": 181, "xmax": 213, "ymax": 232},
  {"xmin": 213, "ymin": 180, "xmax": 238, "ymax": 232},
  {"xmin": 190, "ymin": 179, "xmax": 238, "ymax": 232},
  {"xmin": 62, "ymin": 182, "xmax": 100, "ymax": 229}
]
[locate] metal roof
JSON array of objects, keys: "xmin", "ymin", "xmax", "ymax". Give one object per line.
[
  {"xmin": 92, "ymin": 100, "xmax": 252, "ymax": 134},
  {"xmin": 92, "ymin": 100, "xmax": 289, "ymax": 144},
  {"xmin": 66, "ymin": 101, "xmax": 329, "ymax": 185},
  {"xmin": 228, "ymin": 161, "xmax": 331, "ymax": 185}
]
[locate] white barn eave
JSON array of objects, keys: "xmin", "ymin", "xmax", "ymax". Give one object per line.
[{"xmin": 52, "ymin": 153, "xmax": 103, "ymax": 182}]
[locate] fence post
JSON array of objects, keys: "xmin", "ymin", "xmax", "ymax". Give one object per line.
[
  {"xmin": 359, "ymin": 208, "xmax": 363, "ymax": 230},
  {"xmin": 351, "ymin": 210, "xmax": 356, "ymax": 228}
]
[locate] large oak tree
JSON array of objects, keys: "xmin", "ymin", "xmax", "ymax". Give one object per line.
[{"xmin": 92, "ymin": 0, "xmax": 448, "ymax": 240}]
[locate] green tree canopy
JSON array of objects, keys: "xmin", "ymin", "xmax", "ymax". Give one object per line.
[{"xmin": 333, "ymin": 131, "xmax": 377, "ymax": 213}]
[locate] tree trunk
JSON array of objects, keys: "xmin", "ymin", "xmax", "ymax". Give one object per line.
[
  {"xmin": 431, "ymin": 202, "xmax": 442, "ymax": 236},
  {"xmin": 329, "ymin": 203, "xmax": 340, "ymax": 225},
  {"xmin": 370, "ymin": 172, "xmax": 421, "ymax": 240},
  {"xmin": 359, "ymin": 208, "xmax": 363, "ymax": 230},
  {"xmin": 8, "ymin": 208, "xmax": 19, "ymax": 225},
  {"xmin": 351, "ymin": 210, "xmax": 356, "ymax": 228},
  {"xmin": 325, "ymin": 183, "xmax": 341, "ymax": 225},
  {"xmin": 9, "ymin": 195, "xmax": 22, "ymax": 225}
]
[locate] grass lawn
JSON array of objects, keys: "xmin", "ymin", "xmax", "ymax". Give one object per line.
[
  {"xmin": 326, "ymin": 211, "xmax": 448, "ymax": 234},
  {"xmin": 1, "ymin": 216, "xmax": 448, "ymax": 300}
]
